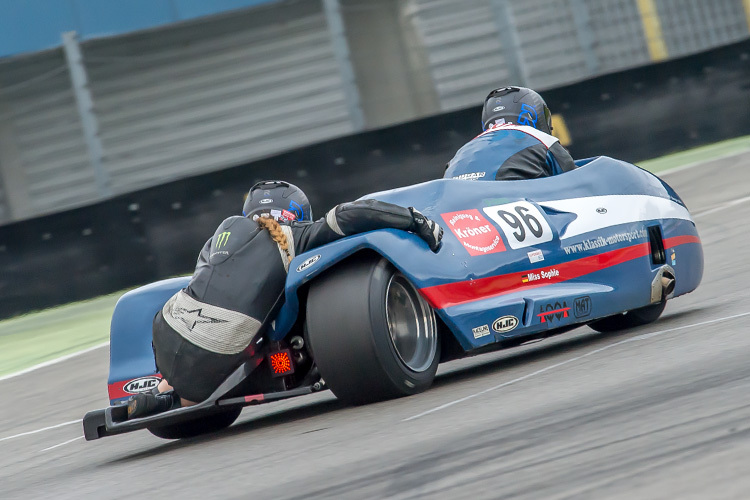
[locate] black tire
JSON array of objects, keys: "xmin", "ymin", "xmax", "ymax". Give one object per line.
[
  {"xmin": 147, "ymin": 407, "xmax": 242, "ymax": 440},
  {"xmin": 306, "ymin": 256, "xmax": 440, "ymax": 405},
  {"xmin": 588, "ymin": 301, "xmax": 667, "ymax": 333}
]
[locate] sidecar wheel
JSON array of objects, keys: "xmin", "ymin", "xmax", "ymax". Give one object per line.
[
  {"xmin": 588, "ymin": 301, "xmax": 667, "ymax": 333},
  {"xmin": 306, "ymin": 255, "xmax": 440, "ymax": 405},
  {"xmin": 147, "ymin": 407, "xmax": 242, "ymax": 439}
]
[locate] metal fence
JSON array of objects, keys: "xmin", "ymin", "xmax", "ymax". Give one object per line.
[
  {"xmin": 0, "ymin": 0, "xmax": 748, "ymax": 224},
  {"xmin": 405, "ymin": 0, "xmax": 750, "ymax": 111}
]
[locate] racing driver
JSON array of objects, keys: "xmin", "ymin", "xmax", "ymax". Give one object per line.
[
  {"xmin": 127, "ymin": 180, "xmax": 443, "ymax": 418},
  {"xmin": 444, "ymin": 86, "xmax": 576, "ymax": 181}
]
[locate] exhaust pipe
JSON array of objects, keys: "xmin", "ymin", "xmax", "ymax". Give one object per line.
[
  {"xmin": 661, "ymin": 274, "xmax": 675, "ymax": 297},
  {"xmin": 651, "ymin": 265, "xmax": 676, "ymax": 303}
]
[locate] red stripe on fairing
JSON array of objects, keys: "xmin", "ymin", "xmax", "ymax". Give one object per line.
[
  {"xmin": 664, "ymin": 235, "xmax": 701, "ymax": 248},
  {"xmin": 420, "ymin": 234, "xmax": 702, "ymax": 309},
  {"xmin": 108, "ymin": 382, "xmax": 133, "ymax": 400},
  {"xmin": 420, "ymin": 242, "xmax": 650, "ymax": 309},
  {"xmin": 108, "ymin": 374, "xmax": 163, "ymax": 400}
]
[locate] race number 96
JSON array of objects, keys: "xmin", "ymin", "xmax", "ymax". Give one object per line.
[{"xmin": 483, "ymin": 201, "xmax": 552, "ymax": 249}]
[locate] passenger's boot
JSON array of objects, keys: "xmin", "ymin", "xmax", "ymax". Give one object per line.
[{"xmin": 127, "ymin": 390, "xmax": 181, "ymax": 419}]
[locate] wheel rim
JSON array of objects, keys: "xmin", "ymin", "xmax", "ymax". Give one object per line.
[{"xmin": 385, "ymin": 274, "xmax": 438, "ymax": 372}]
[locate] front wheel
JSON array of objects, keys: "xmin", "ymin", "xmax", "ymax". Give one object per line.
[
  {"xmin": 306, "ymin": 256, "xmax": 440, "ymax": 405},
  {"xmin": 588, "ymin": 301, "xmax": 667, "ymax": 333}
]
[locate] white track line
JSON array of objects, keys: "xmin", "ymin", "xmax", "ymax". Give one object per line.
[
  {"xmin": 692, "ymin": 194, "xmax": 750, "ymax": 219},
  {"xmin": 404, "ymin": 311, "xmax": 750, "ymax": 422},
  {"xmin": 0, "ymin": 341, "xmax": 109, "ymax": 383},
  {"xmin": 0, "ymin": 420, "xmax": 81, "ymax": 443},
  {"xmin": 41, "ymin": 436, "xmax": 84, "ymax": 452},
  {"xmin": 658, "ymin": 147, "xmax": 750, "ymax": 177}
]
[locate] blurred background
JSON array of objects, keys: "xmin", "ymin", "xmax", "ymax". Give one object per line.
[{"xmin": 0, "ymin": 0, "xmax": 749, "ymax": 318}]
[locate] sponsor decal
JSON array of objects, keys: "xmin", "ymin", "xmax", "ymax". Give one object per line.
[
  {"xmin": 493, "ymin": 105, "xmax": 505, "ymax": 112},
  {"xmin": 517, "ymin": 103, "xmax": 538, "ymax": 128},
  {"xmin": 209, "ymin": 250, "xmax": 230, "ymax": 261},
  {"xmin": 521, "ymin": 267, "xmax": 559, "ymax": 284},
  {"xmin": 538, "ymin": 301, "xmax": 570, "ymax": 323},
  {"xmin": 108, "ymin": 374, "xmax": 164, "ymax": 400},
  {"xmin": 670, "ymin": 250, "xmax": 676, "ymax": 265},
  {"xmin": 596, "ymin": 207, "xmax": 607, "ymax": 214},
  {"xmin": 171, "ymin": 306, "xmax": 228, "ymax": 330},
  {"xmin": 483, "ymin": 201, "xmax": 553, "ymax": 249},
  {"xmin": 296, "ymin": 254, "xmax": 321, "ymax": 273},
  {"xmin": 483, "ymin": 122, "xmax": 502, "ymax": 132},
  {"xmin": 288, "ymin": 200, "xmax": 305, "ymax": 221},
  {"xmin": 440, "ymin": 209, "xmax": 505, "ymax": 256},
  {"xmin": 562, "ymin": 228, "xmax": 647, "ymax": 255},
  {"xmin": 492, "ymin": 315, "xmax": 519, "ymax": 333},
  {"xmin": 420, "ymin": 235, "xmax": 700, "ymax": 310},
  {"xmin": 260, "ymin": 198, "xmax": 273, "ymax": 204},
  {"xmin": 281, "ymin": 209, "xmax": 297, "ymax": 222},
  {"xmin": 453, "ymin": 172, "xmax": 486, "ymax": 181},
  {"xmin": 527, "ymin": 249, "xmax": 544, "ymax": 263},
  {"xmin": 216, "ymin": 231, "xmax": 231, "ymax": 249},
  {"xmin": 574, "ymin": 296, "xmax": 591, "ymax": 318},
  {"xmin": 472, "ymin": 324, "xmax": 490, "ymax": 339},
  {"xmin": 123, "ymin": 376, "xmax": 161, "ymax": 394}
]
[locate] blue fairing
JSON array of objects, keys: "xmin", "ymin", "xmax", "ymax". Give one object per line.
[
  {"xmin": 108, "ymin": 277, "xmax": 189, "ymax": 403},
  {"xmin": 108, "ymin": 156, "xmax": 703, "ymax": 403},
  {"xmin": 271, "ymin": 157, "xmax": 703, "ymax": 345}
]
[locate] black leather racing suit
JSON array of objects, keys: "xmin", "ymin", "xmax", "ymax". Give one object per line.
[
  {"xmin": 153, "ymin": 199, "xmax": 420, "ymax": 402},
  {"xmin": 444, "ymin": 123, "xmax": 576, "ymax": 181}
]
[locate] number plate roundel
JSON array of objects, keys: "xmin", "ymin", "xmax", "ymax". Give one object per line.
[{"xmin": 483, "ymin": 201, "xmax": 553, "ymax": 249}]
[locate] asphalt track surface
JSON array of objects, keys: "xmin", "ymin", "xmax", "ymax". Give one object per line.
[{"xmin": 2, "ymin": 154, "xmax": 750, "ymax": 500}]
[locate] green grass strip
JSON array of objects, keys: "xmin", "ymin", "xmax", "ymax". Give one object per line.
[
  {"xmin": 0, "ymin": 294, "xmax": 121, "ymax": 377},
  {"xmin": 637, "ymin": 135, "xmax": 750, "ymax": 173}
]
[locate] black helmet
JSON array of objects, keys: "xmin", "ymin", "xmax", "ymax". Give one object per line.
[
  {"xmin": 481, "ymin": 86, "xmax": 553, "ymax": 134},
  {"xmin": 242, "ymin": 180, "xmax": 312, "ymax": 222}
]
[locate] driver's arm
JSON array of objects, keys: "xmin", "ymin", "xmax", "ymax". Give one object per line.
[{"xmin": 547, "ymin": 142, "xmax": 576, "ymax": 174}]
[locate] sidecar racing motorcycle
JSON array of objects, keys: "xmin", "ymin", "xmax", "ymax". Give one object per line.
[{"xmin": 83, "ymin": 156, "xmax": 703, "ymax": 440}]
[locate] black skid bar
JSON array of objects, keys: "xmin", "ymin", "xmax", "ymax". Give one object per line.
[{"xmin": 83, "ymin": 357, "xmax": 320, "ymax": 441}]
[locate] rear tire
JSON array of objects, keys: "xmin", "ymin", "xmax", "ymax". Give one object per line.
[
  {"xmin": 306, "ymin": 256, "xmax": 440, "ymax": 405},
  {"xmin": 147, "ymin": 407, "xmax": 242, "ymax": 439},
  {"xmin": 588, "ymin": 301, "xmax": 666, "ymax": 333}
]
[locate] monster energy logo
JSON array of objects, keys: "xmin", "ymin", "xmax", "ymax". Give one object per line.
[{"xmin": 216, "ymin": 231, "xmax": 231, "ymax": 249}]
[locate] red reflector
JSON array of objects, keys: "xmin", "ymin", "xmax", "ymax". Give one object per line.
[{"xmin": 268, "ymin": 350, "xmax": 294, "ymax": 377}]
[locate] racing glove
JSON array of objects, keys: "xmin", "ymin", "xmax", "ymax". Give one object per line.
[{"xmin": 408, "ymin": 207, "xmax": 443, "ymax": 252}]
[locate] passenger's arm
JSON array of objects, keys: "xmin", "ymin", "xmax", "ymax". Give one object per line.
[{"xmin": 293, "ymin": 199, "xmax": 442, "ymax": 253}]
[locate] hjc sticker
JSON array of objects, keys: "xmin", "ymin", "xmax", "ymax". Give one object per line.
[
  {"xmin": 296, "ymin": 254, "xmax": 321, "ymax": 273},
  {"xmin": 123, "ymin": 376, "xmax": 161, "ymax": 394},
  {"xmin": 492, "ymin": 315, "xmax": 519, "ymax": 333}
]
